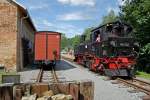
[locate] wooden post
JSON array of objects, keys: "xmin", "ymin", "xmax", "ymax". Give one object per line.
[
  {"xmin": 12, "ymin": 81, "xmax": 94, "ymax": 100},
  {"xmin": 49, "ymin": 83, "xmax": 59, "ymax": 94},
  {"xmin": 14, "ymin": 88, "xmax": 22, "ymax": 100},
  {"xmin": 69, "ymin": 82, "xmax": 79, "ymax": 100},
  {"xmin": 13, "ymin": 84, "xmax": 28, "ymax": 100},
  {"xmin": 31, "ymin": 83, "xmax": 49, "ymax": 97},
  {"xmin": 79, "ymin": 80, "xmax": 94, "ymax": 100},
  {"xmin": 0, "ymin": 84, "xmax": 13, "ymax": 100},
  {"xmin": 49, "ymin": 83, "xmax": 69, "ymax": 94},
  {"xmin": 57, "ymin": 82, "xmax": 70, "ymax": 94}
]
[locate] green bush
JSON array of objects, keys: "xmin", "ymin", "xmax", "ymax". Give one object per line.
[{"xmin": 137, "ymin": 43, "xmax": 150, "ymax": 73}]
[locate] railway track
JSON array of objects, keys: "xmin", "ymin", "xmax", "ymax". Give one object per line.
[
  {"xmin": 36, "ymin": 66, "xmax": 59, "ymax": 83},
  {"xmin": 117, "ymin": 78, "xmax": 150, "ymax": 96}
]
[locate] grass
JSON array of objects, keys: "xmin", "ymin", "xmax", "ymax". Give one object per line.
[
  {"xmin": 136, "ymin": 71, "xmax": 150, "ymax": 80},
  {"xmin": 0, "ymin": 70, "xmax": 18, "ymax": 84}
]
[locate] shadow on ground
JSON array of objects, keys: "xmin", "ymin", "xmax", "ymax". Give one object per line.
[
  {"xmin": 20, "ymin": 60, "xmax": 76, "ymax": 72},
  {"xmin": 19, "ymin": 66, "xmax": 39, "ymax": 72},
  {"xmin": 55, "ymin": 60, "xmax": 76, "ymax": 71}
]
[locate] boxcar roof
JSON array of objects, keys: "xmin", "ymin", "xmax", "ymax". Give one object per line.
[{"xmin": 35, "ymin": 31, "xmax": 61, "ymax": 35}]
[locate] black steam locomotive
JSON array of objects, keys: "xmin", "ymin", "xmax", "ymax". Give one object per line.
[{"xmin": 74, "ymin": 21, "xmax": 139, "ymax": 77}]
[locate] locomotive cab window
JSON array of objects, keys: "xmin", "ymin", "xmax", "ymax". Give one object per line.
[
  {"xmin": 112, "ymin": 25, "xmax": 122, "ymax": 37},
  {"xmin": 93, "ymin": 30, "xmax": 101, "ymax": 42}
]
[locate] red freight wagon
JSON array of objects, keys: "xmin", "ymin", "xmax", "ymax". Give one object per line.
[{"xmin": 34, "ymin": 31, "xmax": 61, "ymax": 66}]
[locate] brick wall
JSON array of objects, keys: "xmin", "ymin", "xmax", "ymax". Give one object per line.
[
  {"xmin": 0, "ymin": 2, "xmax": 17, "ymax": 70},
  {"xmin": 0, "ymin": 0, "xmax": 36, "ymax": 71}
]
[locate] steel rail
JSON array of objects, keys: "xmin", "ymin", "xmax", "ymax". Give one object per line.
[
  {"xmin": 51, "ymin": 66, "xmax": 59, "ymax": 83},
  {"xmin": 133, "ymin": 78, "xmax": 150, "ymax": 86},
  {"xmin": 36, "ymin": 68, "xmax": 43, "ymax": 82},
  {"xmin": 117, "ymin": 78, "xmax": 150, "ymax": 95},
  {"xmin": 36, "ymin": 66, "xmax": 59, "ymax": 83}
]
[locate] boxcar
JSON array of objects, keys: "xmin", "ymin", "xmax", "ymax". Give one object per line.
[{"xmin": 34, "ymin": 31, "xmax": 61, "ymax": 66}]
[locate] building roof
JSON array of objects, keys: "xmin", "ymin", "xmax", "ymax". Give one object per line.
[{"xmin": 10, "ymin": 0, "xmax": 37, "ymax": 31}]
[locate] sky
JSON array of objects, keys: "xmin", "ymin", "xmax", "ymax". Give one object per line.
[{"xmin": 16, "ymin": 0, "xmax": 125, "ymax": 38}]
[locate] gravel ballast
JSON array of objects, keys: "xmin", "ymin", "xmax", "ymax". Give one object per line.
[{"xmin": 19, "ymin": 69, "xmax": 40, "ymax": 83}]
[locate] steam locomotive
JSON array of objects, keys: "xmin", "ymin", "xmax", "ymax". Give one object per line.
[{"xmin": 74, "ymin": 21, "xmax": 139, "ymax": 77}]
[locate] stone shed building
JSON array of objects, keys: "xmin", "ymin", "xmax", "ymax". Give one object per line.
[{"xmin": 0, "ymin": 0, "xmax": 36, "ymax": 71}]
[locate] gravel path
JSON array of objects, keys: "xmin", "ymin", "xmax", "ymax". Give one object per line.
[
  {"xmin": 19, "ymin": 68, "xmax": 40, "ymax": 83},
  {"xmin": 136, "ymin": 77, "xmax": 150, "ymax": 83},
  {"xmin": 55, "ymin": 60, "xmax": 146, "ymax": 100}
]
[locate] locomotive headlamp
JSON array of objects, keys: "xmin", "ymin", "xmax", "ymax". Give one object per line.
[
  {"xmin": 85, "ymin": 45, "xmax": 88, "ymax": 48},
  {"xmin": 110, "ymin": 41, "xmax": 116, "ymax": 46},
  {"xmin": 107, "ymin": 24, "xmax": 112, "ymax": 26}
]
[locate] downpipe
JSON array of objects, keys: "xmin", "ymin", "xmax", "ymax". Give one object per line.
[{"xmin": 19, "ymin": 13, "xmax": 29, "ymax": 70}]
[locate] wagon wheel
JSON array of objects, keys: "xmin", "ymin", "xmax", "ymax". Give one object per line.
[
  {"xmin": 127, "ymin": 65, "xmax": 136, "ymax": 78},
  {"xmin": 89, "ymin": 62, "xmax": 93, "ymax": 71},
  {"xmin": 85, "ymin": 60, "xmax": 89, "ymax": 68},
  {"xmin": 83, "ymin": 60, "xmax": 87, "ymax": 67},
  {"xmin": 96, "ymin": 63, "xmax": 105, "ymax": 75}
]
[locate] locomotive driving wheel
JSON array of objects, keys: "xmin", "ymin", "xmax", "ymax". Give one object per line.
[{"xmin": 96, "ymin": 63, "xmax": 105, "ymax": 75}]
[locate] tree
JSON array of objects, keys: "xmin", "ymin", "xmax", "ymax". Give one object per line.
[
  {"xmin": 102, "ymin": 10, "xmax": 118, "ymax": 25},
  {"xmin": 120, "ymin": 0, "xmax": 150, "ymax": 45},
  {"xmin": 69, "ymin": 35, "xmax": 80, "ymax": 48},
  {"xmin": 120, "ymin": 0, "xmax": 150, "ymax": 73},
  {"xmin": 83, "ymin": 27, "xmax": 94, "ymax": 41},
  {"xmin": 61, "ymin": 33, "xmax": 68, "ymax": 50},
  {"xmin": 61, "ymin": 33, "xmax": 81, "ymax": 51},
  {"xmin": 138, "ymin": 43, "xmax": 150, "ymax": 73}
]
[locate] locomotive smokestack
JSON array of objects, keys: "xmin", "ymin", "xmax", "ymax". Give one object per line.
[{"xmin": 80, "ymin": 35, "xmax": 86, "ymax": 43}]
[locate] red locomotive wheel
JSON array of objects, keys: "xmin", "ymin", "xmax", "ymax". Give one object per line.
[{"xmin": 96, "ymin": 63, "xmax": 105, "ymax": 75}]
